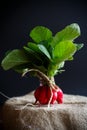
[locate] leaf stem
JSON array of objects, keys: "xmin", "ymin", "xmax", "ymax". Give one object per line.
[{"xmin": 22, "ymin": 69, "xmax": 58, "ymax": 90}]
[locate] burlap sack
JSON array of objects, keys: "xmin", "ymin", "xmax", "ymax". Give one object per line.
[{"xmin": 2, "ymin": 92, "xmax": 87, "ymax": 130}]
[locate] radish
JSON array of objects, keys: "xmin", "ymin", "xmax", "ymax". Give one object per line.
[
  {"xmin": 57, "ymin": 89, "xmax": 63, "ymax": 104},
  {"xmin": 34, "ymin": 85, "xmax": 63, "ymax": 105},
  {"xmin": 34, "ymin": 85, "xmax": 58, "ymax": 104},
  {"xmin": 1, "ymin": 24, "xmax": 83, "ymax": 106}
]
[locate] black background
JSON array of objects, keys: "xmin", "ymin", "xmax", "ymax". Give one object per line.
[{"xmin": 0, "ymin": 0, "xmax": 87, "ymax": 104}]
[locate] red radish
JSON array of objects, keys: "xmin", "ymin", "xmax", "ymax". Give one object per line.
[
  {"xmin": 34, "ymin": 85, "xmax": 58, "ymax": 104},
  {"xmin": 34, "ymin": 84, "xmax": 63, "ymax": 105},
  {"xmin": 57, "ymin": 89, "xmax": 63, "ymax": 104}
]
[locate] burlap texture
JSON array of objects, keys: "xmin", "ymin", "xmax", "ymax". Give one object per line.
[{"xmin": 2, "ymin": 92, "xmax": 87, "ymax": 130}]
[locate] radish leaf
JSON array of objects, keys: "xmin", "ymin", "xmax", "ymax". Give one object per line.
[
  {"xmin": 1, "ymin": 50, "xmax": 29, "ymax": 70},
  {"xmin": 37, "ymin": 44, "xmax": 51, "ymax": 59},
  {"xmin": 1, "ymin": 24, "xmax": 84, "ymax": 78},
  {"xmin": 30, "ymin": 26, "xmax": 52, "ymax": 43},
  {"xmin": 51, "ymin": 23, "xmax": 80, "ymax": 47},
  {"xmin": 75, "ymin": 43, "xmax": 84, "ymax": 51},
  {"xmin": 53, "ymin": 40, "xmax": 76, "ymax": 63}
]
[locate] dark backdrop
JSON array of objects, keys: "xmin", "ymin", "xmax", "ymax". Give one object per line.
[{"xmin": 0, "ymin": 0, "xmax": 87, "ymax": 104}]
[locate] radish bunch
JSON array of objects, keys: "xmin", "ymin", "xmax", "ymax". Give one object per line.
[
  {"xmin": 1, "ymin": 24, "xmax": 83, "ymax": 106},
  {"xmin": 34, "ymin": 85, "xmax": 63, "ymax": 105}
]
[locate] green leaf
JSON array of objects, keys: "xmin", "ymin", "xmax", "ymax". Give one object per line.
[
  {"xmin": 39, "ymin": 40, "xmax": 49, "ymax": 49},
  {"xmin": 1, "ymin": 50, "xmax": 29, "ymax": 70},
  {"xmin": 23, "ymin": 46, "xmax": 43, "ymax": 65},
  {"xmin": 37, "ymin": 44, "xmax": 51, "ymax": 59},
  {"xmin": 53, "ymin": 40, "xmax": 76, "ymax": 62},
  {"xmin": 27, "ymin": 42, "xmax": 39, "ymax": 50},
  {"xmin": 13, "ymin": 62, "xmax": 47, "ymax": 74},
  {"xmin": 1, "ymin": 24, "xmax": 83, "ymax": 78},
  {"xmin": 27, "ymin": 42, "xmax": 43, "ymax": 54},
  {"xmin": 47, "ymin": 61, "xmax": 65, "ymax": 77},
  {"xmin": 13, "ymin": 64, "xmax": 29, "ymax": 73},
  {"xmin": 75, "ymin": 43, "xmax": 84, "ymax": 51},
  {"xmin": 27, "ymin": 42, "xmax": 50, "ymax": 65},
  {"xmin": 58, "ymin": 61, "xmax": 65, "ymax": 69},
  {"xmin": 51, "ymin": 23, "xmax": 80, "ymax": 47},
  {"xmin": 30, "ymin": 26, "xmax": 52, "ymax": 43},
  {"xmin": 38, "ymin": 40, "xmax": 54, "ymax": 58}
]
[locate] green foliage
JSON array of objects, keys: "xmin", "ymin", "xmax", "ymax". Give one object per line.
[
  {"xmin": 30, "ymin": 26, "xmax": 52, "ymax": 43},
  {"xmin": 37, "ymin": 44, "xmax": 51, "ymax": 59},
  {"xmin": 51, "ymin": 23, "xmax": 80, "ymax": 47},
  {"xmin": 1, "ymin": 23, "xmax": 84, "ymax": 78},
  {"xmin": 1, "ymin": 50, "xmax": 29, "ymax": 70},
  {"xmin": 53, "ymin": 40, "xmax": 76, "ymax": 62},
  {"xmin": 75, "ymin": 43, "xmax": 84, "ymax": 51}
]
